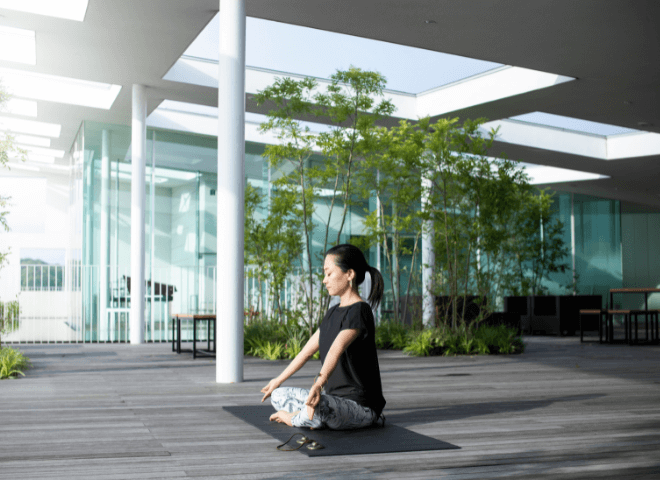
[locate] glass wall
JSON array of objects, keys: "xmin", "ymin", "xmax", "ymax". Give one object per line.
[
  {"xmin": 573, "ymin": 194, "xmax": 622, "ymax": 303},
  {"xmin": 79, "ymin": 122, "xmax": 382, "ymax": 341},
  {"xmin": 81, "ymin": 122, "xmax": 205, "ymax": 342},
  {"xmin": 76, "ymin": 119, "xmax": 656, "ymax": 342}
]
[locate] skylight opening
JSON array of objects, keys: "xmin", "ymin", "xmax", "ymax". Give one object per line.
[
  {"xmin": 174, "ymin": 14, "xmax": 502, "ymax": 94},
  {"xmin": 5, "ymin": 161, "xmax": 40, "ymax": 171},
  {"xmin": 3, "ymin": 98, "xmax": 38, "ymax": 117},
  {"xmin": 0, "ymin": 0, "xmax": 89, "ymax": 22},
  {"xmin": 0, "ymin": 67, "xmax": 121, "ymax": 109},
  {"xmin": 509, "ymin": 112, "xmax": 637, "ymax": 136},
  {"xmin": 14, "ymin": 152, "xmax": 55, "ymax": 164},
  {"xmin": 22, "ymin": 145, "xmax": 65, "ymax": 158},
  {"xmin": 0, "ymin": 26, "xmax": 36, "ymax": 65},
  {"xmin": 0, "ymin": 115, "xmax": 61, "ymax": 137},
  {"xmin": 519, "ymin": 162, "xmax": 609, "ymax": 184},
  {"xmin": 13, "ymin": 134, "xmax": 50, "ymax": 147}
]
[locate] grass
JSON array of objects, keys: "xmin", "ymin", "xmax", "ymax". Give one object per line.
[{"xmin": 0, "ymin": 346, "xmax": 31, "ymax": 379}]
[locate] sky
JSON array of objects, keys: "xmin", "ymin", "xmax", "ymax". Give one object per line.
[
  {"xmin": 184, "ymin": 15, "xmax": 502, "ymax": 94},
  {"xmin": 179, "ymin": 15, "xmax": 637, "ymax": 138},
  {"xmin": 511, "ymin": 112, "xmax": 637, "ymax": 137}
]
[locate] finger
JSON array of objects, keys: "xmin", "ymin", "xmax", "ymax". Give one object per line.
[{"xmin": 307, "ymin": 405, "xmax": 314, "ymax": 420}]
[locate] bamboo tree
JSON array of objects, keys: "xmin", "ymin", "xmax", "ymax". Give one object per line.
[
  {"xmin": 255, "ymin": 68, "xmax": 394, "ymax": 332},
  {"xmin": 360, "ymin": 119, "xmax": 427, "ymax": 323}
]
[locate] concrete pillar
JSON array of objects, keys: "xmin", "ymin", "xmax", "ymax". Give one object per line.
[
  {"xmin": 216, "ymin": 0, "xmax": 246, "ymax": 383},
  {"xmin": 100, "ymin": 130, "xmax": 111, "ymax": 341},
  {"xmin": 422, "ymin": 176, "xmax": 435, "ymax": 326},
  {"xmin": 130, "ymin": 84, "xmax": 147, "ymax": 345}
]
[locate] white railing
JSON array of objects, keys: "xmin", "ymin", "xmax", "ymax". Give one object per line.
[{"xmin": 20, "ymin": 264, "xmax": 65, "ymax": 291}]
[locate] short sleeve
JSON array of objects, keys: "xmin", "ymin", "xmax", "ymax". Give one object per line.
[{"xmin": 340, "ymin": 302, "xmax": 369, "ymax": 339}]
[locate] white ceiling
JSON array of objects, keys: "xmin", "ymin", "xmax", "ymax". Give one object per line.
[{"xmin": 1, "ymin": 0, "xmax": 659, "ymax": 206}]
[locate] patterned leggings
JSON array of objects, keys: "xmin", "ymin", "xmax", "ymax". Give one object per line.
[{"xmin": 271, "ymin": 387, "xmax": 378, "ymax": 430}]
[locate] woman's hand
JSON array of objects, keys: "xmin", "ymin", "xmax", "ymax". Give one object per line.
[
  {"xmin": 261, "ymin": 378, "xmax": 281, "ymax": 402},
  {"xmin": 269, "ymin": 410, "xmax": 297, "ymax": 427},
  {"xmin": 305, "ymin": 384, "xmax": 323, "ymax": 420}
]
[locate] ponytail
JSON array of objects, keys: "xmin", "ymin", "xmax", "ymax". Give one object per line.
[{"xmin": 367, "ymin": 265, "xmax": 384, "ymax": 310}]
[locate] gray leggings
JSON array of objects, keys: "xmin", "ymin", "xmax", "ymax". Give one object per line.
[{"xmin": 271, "ymin": 387, "xmax": 378, "ymax": 430}]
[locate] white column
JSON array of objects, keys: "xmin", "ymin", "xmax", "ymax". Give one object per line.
[
  {"xmin": 130, "ymin": 84, "xmax": 147, "ymax": 345},
  {"xmin": 422, "ymin": 176, "xmax": 435, "ymax": 326},
  {"xmin": 216, "ymin": 0, "xmax": 245, "ymax": 383},
  {"xmin": 570, "ymin": 192, "xmax": 576, "ymax": 294},
  {"xmin": 100, "ymin": 130, "xmax": 111, "ymax": 341}
]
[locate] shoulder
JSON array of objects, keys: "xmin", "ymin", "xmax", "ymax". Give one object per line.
[
  {"xmin": 352, "ymin": 301, "xmax": 373, "ymax": 317},
  {"xmin": 343, "ymin": 301, "xmax": 372, "ymax": 326}
]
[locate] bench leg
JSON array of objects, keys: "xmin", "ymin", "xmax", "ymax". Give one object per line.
[
  {"xmin": 172, "ymin": 316, "xmax": 175, "ymax": 352},
  {"xmin": 193, "ymin": 318, "xmax": 198, "ymax": 359}
]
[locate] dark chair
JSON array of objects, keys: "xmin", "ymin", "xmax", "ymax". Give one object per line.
[{"xmin": 579, "ymin": 308, "xmax": 606, "ymax": 343}]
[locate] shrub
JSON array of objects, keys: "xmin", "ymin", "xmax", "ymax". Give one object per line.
[
  {"xmin": 258, "ymin": 341, "xmax": 287, "ymax": 361},
  {"xmin": 244, "ymin": 311, "xmax": 317, "ymax": 361},
  {"xmin": 383, "ymin": 321, "xmax": 525, "ymax": 357},
  {"xmin": 0, "ymin": 347, "xmax": 30, "ymax": 379},
  {"xmin": 403, "ymin": 330, "xmax": 435, "ymax": 356},
  {"xmin": 375, "ymin": 321, "xmax": 410, "ymax": 350}
]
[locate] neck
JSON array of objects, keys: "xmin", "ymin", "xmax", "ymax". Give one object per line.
[{"xmin": 339, "ymin": 289, "xmax": 362, "ymax": 307}]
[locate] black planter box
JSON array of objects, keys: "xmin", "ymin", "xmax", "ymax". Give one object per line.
[{"xmin": 504, "ymin": 295, "xmax": 602, "ymax": 336}]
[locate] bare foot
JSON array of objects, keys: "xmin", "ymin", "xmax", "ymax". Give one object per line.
[{"xmin": 269, "ymin": 410, "xmax": 299, "ymax": 427}]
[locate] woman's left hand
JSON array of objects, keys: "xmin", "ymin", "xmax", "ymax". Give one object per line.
[{"xmin": 305, "ymin": 384, "xmax": 322, "ymax": 420}]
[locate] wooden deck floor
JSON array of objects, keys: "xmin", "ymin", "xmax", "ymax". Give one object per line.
[{"xmin": 2, "ymin": 336, "xmax": 659, "ymax": 479}]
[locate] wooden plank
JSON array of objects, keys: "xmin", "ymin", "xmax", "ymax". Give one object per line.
[{"xmin": 1, "ymin": 338, "xmax": 659, "ymax": 479}]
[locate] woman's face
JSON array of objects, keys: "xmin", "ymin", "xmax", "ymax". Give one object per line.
[{"xmin": 323, "ymin": 255, "xmax": 353, "ymax": 297}]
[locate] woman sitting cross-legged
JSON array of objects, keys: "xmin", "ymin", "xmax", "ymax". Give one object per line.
[{"xmin": 260, "ymin": 244, "xmax": 386, "ymax": 430}]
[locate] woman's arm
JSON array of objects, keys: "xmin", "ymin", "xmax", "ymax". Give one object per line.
[
  {"xmin": 305, "ymin": 328, "xmax": 359, "ymax": 419},
  {"xmin": 260, "ymin": 329, "xmax": 320, "ymax": 402}
]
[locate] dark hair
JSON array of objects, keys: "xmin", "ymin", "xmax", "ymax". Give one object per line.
[{"xmin": 325, "ymin": 244, "xmax": 384, "ymax": 310}]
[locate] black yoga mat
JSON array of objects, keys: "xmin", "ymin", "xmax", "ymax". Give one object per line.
[{"xmin": 223, "ymin": 405, "xmax": 460, "ymax": 457}]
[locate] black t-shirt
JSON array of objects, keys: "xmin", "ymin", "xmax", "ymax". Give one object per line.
[{"xmin": 319, "ymin": 301, "xmax": 386, "ymax": 416}]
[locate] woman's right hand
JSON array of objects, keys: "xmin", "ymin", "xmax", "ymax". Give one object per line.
[{"xmin": 261, "ymin": 378, "xmax": 281, "ymax": 402}]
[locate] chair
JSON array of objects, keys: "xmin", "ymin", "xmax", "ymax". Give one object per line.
[
  {"xmin": 605, "ymin": 309, "xmax": 631, "ymax": 344},
  {"xmin": 579, "ymin": 309, "xmax": 606, "ymax": 343}
]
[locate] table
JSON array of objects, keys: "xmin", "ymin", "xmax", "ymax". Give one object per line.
[
  {"xmin": 608, "ymin": 288, "xmax": 660, "ymax": 344},
  {"xmin": 171, "ymin": 314, "xmax": 216, "ymax": 359}
]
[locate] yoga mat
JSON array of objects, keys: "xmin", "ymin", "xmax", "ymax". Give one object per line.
[{"xmin": 223, "ymin": 405, "xmax": 460, "ymax": 457}]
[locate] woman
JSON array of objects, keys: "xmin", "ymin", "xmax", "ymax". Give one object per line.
[{"xmin": 261, "ymin": 244, "xmax": 386, "ymax": 430}]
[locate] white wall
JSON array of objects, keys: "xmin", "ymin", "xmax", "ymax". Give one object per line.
[{"xmin": 0, "ymin": 171, "xmax": 71, "ymax": 300}]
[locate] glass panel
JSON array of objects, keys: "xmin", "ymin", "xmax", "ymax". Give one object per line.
[
  {"xmin": 543, "ymin": 192, "xmax": 573, "ymax": 295},
  {"xmin": 573, "ymin": 194, "xmax": 622, "ymax": 303}
]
